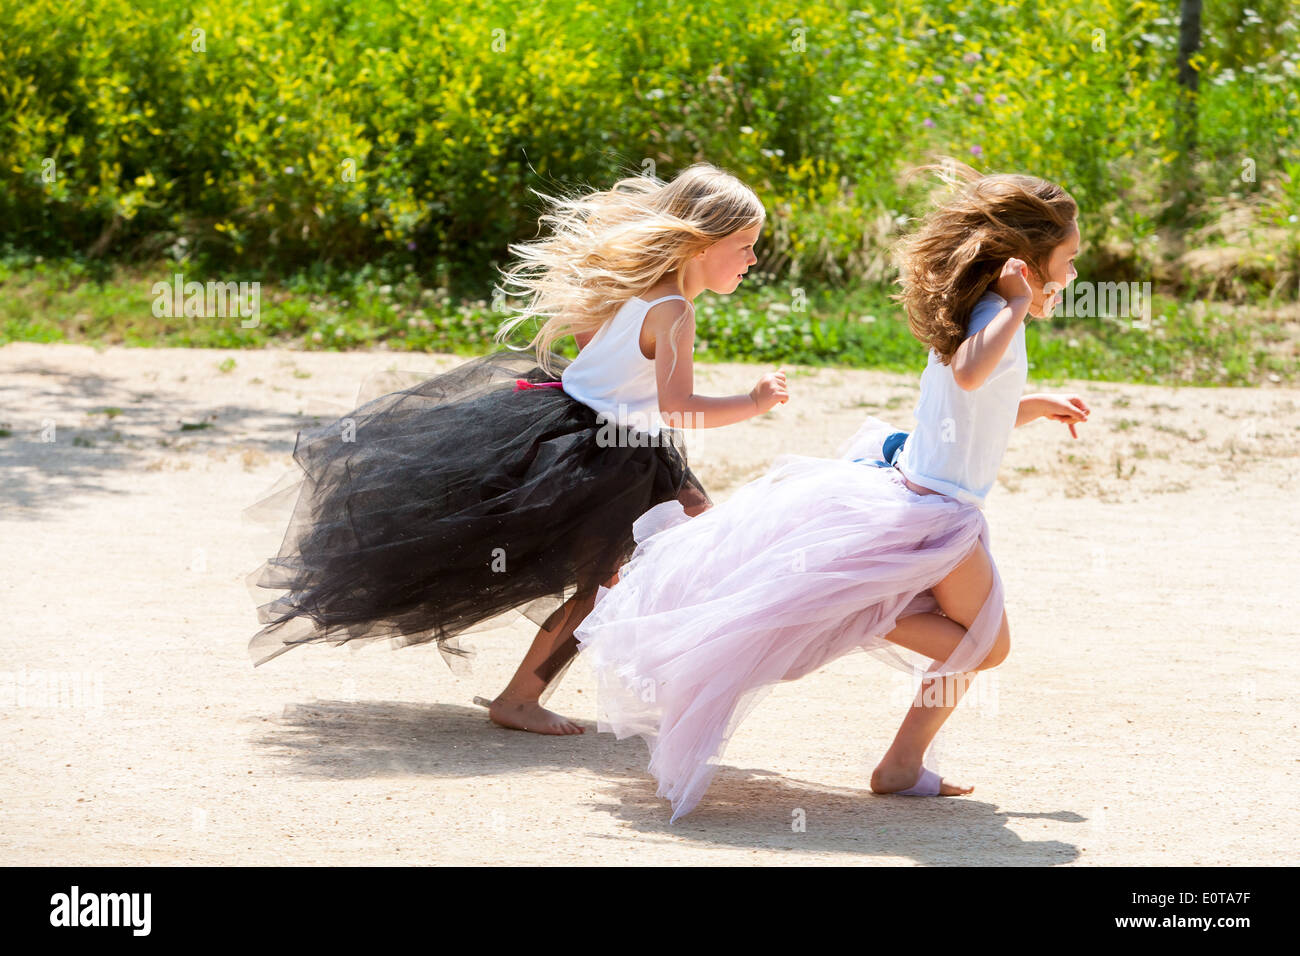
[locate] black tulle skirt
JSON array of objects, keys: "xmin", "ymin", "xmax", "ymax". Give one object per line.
[{"xmin": 244, "ymin": 349, "xmax": 710, "ymax": 684}]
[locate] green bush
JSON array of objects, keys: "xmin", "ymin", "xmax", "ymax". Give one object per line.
[{"xmin": 0, "ymin": 0, "xmax": 1297, "ymax": 294}]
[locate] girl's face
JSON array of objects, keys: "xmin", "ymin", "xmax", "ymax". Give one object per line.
[
  {"xmin": 1029, "ymin": 219, "xmax": 1080, "ymax": 318},
  {"xmin": 695, "ymin": 223, "xmax": 762, "ymax": 294}
]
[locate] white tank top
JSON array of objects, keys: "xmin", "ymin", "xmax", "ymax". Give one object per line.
[
  {"xmin": 561, "ymin": 294, "xmax": 687, "ymax": 437},
  {"xmin": 894, "ymin": 291, "xmax": 1027, "ymax": 508}
]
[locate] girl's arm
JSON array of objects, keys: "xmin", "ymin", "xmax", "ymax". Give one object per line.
[
  {"xmin": 950, "ymin": 295, "xmax": 1030, "ymax": 391},
  {"xmin": 950, "ymin": 258, "xmax": 1034, "ymax": 392},
  {"xmin": 649, "ymin": 300, "xmax": 787, "ymax": 428},
  {"xmin": 1016, "ymin": 394, "xmax": 1047, "ymax": 427},
  {"xmin": 1017, "ymin": 393, "xmax": 1090, "ymax": 437}
]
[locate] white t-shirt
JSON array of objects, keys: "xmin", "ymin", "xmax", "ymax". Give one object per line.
[
  {"xmin": 561, "ymin": 295, "xmax": 687, "ymax": 437},
  {"xmin": 894, "ymin": 291, "xmax": 1027, "ymax": 508}
]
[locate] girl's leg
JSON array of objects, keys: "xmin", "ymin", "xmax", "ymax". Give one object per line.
[
  {"xmin": 489, "ymin": 585, "xmax": 602, "ymax": 735},
  {"xmin": 871, "ymin": 540, "xmax": 1010, "ymax": 795},
  {"xmin": 489, "ymin": 487, "xmax": 712, "ymax": 735}
]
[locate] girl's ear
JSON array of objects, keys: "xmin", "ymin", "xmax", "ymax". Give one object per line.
[{"xmin": 1025, "ymin": 258, "xmax": 1047, "ymax": 286}]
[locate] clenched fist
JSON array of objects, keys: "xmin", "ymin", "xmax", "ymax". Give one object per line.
[{"xmin": 750, "ymin": 366, "xmax": 790, "ymax": 413}]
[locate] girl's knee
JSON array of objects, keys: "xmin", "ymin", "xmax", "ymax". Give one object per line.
[{"xmin": 976, "ymin": 615, "xmax": 1011, "ymax": 670}]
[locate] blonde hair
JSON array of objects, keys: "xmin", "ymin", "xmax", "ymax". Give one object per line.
[
  {"xmin": 893, "ymin": 159, "xmax": 1078, "ymax": 364},
  {"xmin": 494, "ymin": 163, "xmax": 766, "ymax": 375}
]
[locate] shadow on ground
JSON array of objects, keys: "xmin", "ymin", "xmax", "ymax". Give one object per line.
[
  {"xmin": 0, "ymin": 360, "xmax": 343, "ymax": 517},
  {"xmin": 251, "ymin": 698, "xmax": 1082, "ymax": 864}
]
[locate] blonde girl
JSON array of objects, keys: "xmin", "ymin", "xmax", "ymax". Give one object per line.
[{"xmin": 246, "ymin": 163, "xmax": 789, "ymax": 736}]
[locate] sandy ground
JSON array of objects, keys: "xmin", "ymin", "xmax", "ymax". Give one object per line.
[{"xmin": 1, "ymin": 340, "xmax": 1297, "ymax": 866}]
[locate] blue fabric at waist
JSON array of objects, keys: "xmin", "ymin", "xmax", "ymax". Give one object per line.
[{"xmin": 852, "ymin": 430, "xmax": 910, "ymax": 469}]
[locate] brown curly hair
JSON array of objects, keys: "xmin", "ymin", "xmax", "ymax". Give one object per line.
[{"xmin": 892, "ymin": 160, "xmax": 1078, "ymax": 364}]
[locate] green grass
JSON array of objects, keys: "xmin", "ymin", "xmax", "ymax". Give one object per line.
[{"xmin": 2, "ymin": 256, "xmax": 1296, "ymax": 387}]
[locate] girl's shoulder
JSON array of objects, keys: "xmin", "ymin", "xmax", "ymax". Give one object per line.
[
  {"xmin": 636, "ymin": 286, "xmax": 691, "ymax": 306},
  {"xmin": 638, "ymin": 291, "xmax": 694, "ymax": 321},
  {"xmin": 965, "ymin": 291, "xmax": 1009, "ymax": 339},
  {"xmin": 638, "ymin": 294, "xmax": 694, "ymax": 355}
]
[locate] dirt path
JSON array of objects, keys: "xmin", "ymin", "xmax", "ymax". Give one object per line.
[{"xmin": 1, "ymin": 341, "xmax": 1296, "ymax": 865}]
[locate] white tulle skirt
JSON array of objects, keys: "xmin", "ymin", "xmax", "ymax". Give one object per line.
[{"xmin": 574, "ymin": 416, "xmax": 1005, "ymax": 821}]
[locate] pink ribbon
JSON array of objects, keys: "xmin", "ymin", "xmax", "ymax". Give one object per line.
[{"xmin": 513, "ymin": 379, "xmax": 564, "ymax": 392}]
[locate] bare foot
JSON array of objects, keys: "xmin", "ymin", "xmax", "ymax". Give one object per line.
[
  {"xmin": 488, "ymin": 698, "xmax": 585, "ymax": 735},
  {"xmin": 870, "ymin": 761, "xmax": 974, "ymax": 796}
]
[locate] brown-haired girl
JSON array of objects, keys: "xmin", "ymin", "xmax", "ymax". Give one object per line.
[{"xmin": 575, "ymin": 161, "xmax": 1091, "ymax": 821}]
